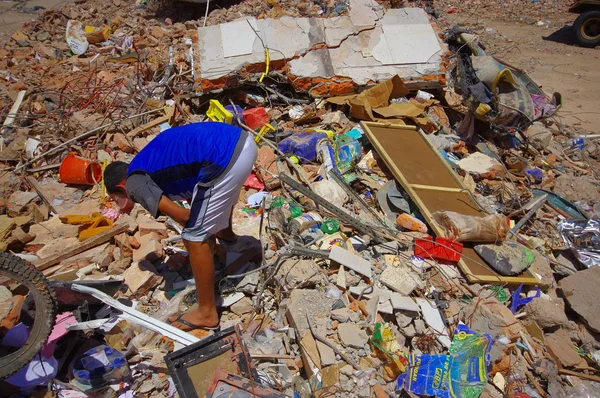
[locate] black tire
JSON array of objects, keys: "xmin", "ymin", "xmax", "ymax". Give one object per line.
[
  {"xmin": 574, "ymin": 10, "xmax": 600, "ymax": 47},
  {"xmin": 0, "ymin": 253, "xmax": 57, "ymax": 379}
]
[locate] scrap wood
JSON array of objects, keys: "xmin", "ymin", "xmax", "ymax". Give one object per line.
[
  {"xmin": 36, "ymin": 221, "xmax": 128, "ymax": 271},
  {"xmin": 126, "ymin": 106, "xmax": 176, "ymax": 138},
  {"xmin": 26, "ymin": 177, "xmax": 59, "ymax": 214},
  {"xmin": 558, "ymin": 369, "xmax": 600, "ymax": 383}
]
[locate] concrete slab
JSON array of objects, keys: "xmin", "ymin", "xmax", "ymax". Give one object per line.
[{"xmin": 193, "ymin": 5, "xmax": 445, "ymax": 95}]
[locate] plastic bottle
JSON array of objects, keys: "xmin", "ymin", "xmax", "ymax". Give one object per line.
[
  {"xmin": 570, "ymin": 137, "xmax": 585, "ymax": 149},
  {"xmin": 73, "ymin": 345, "xmax": 130, "ymax": 390},
  {"xmin": 292, "ymin": 376, "xmax": 312, "ymax": 398},
  {"xmin": 317, "ymin": 139, "xmax": 338, "ymax": 175},
  {"xmin": 271, "ymin": 197, "xmax": 302, "ymax": 220},
  {"xmin": 320, "ymin": 218, "xmax": 340, "ymax": 234},
  {"xmin": 288, "ymin": 212, "xmax": 323, "ymax": 235},
  {"xmin": 335, "ymin": 134, "xmax": 362, "ymax": 174}
]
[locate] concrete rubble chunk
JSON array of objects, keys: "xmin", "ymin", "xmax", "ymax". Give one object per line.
[
  {"xmin": 331, "ymin": 308, "xmax": 360, "ymax": 323},
  {"xmin": 109, "ymin": 258, "xmax": 132, "ymax": 275},
  {"xmin": 139, "ymin": 222, "xmax": 168, "ymax": 239},
  {"xmin": 122, "ymin": 260, "xmax": 163, "ymax": 293},
  {"xmin": 524, "ymin": 298, "xmax": 568, "ymax": 330},
  {"xmin": 316, "ymin": 340, "xmax": 336, "ymax": 367},
  {"xmin": 133, "ymin": 233, "xmax": 164, "ymax": 263},
  {"xmin": 337, "ymin": 323, "xmax": 368, "ymax": 349},
  {"xmin": 561, "ymin": 266, "xmax": 600, "ymax": 332},
  {"xmin": 465, "ymin": 297, "xmax": 522, "ymax": 341},
  {"xmin": 276, "ymin": 258, "xmax": 326, "ymax": 287},
  {"xmin": 7, "ymin": 191, "xmax": 37, "ymax": 216},
  {"xmin": 546, "ymin": 329, "xmax": 582, "ymax": 368},
  {"xmin": 230, "ymin": 297, "xmax": 253, "ymax": 315},
  {"xmin": 287, "ymin": 289, "xmax": 336, "ymax": 339},
  {"xmin": 527, "ymin": 122, "xmax": 552, "ymax": 151}
]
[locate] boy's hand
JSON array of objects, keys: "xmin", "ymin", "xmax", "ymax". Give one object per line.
[{"xmin": 158, "ymin": 196, "xmax": 190, "ymax": 226}]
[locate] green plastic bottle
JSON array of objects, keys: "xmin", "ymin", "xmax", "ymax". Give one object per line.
[{"xmin": 320, "ymin": 218, "xmax": 340, "ymax": 234}]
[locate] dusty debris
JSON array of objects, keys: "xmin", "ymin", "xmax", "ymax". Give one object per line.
[{"xmin": 0, "ymin": 0, "xmax": 597, "ymax": 396}]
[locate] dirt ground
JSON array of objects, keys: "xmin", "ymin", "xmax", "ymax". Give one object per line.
[{"xmin": 0, "ymin": 0, "xmax": 74, "ymax": 37}]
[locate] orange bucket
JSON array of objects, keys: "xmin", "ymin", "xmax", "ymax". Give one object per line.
[{"xmin": 59, "ymin": 153, "xmax": 102, "ymax": 186}]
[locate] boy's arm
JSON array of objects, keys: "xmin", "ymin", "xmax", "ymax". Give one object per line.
[{"xmin": 158, "ymin": 196, "xmax": 190, "ymax": 226}]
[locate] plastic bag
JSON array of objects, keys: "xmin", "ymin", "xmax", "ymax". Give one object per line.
[
  {"xmin": 277, "ymin": 132, "xmax": 327, "ymax": 163},
  {"xmin": 433, "ymin": 211, "xmax": 509, "ymax": 243},
  {"xmin": 396, "ymin": 323, "xmax": 493, "ymax": 398},
  {"xmin": 132, "ymin": 285, "xmax": 196, "ymax": 352}
]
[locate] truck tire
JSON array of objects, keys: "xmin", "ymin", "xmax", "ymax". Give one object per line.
[
  {"xmin": 0, "ymin": 253, "xmax": 57, "ymax": 379},
  {"xmin": 574, "ymin": 10, "xmax": 600, "ymax": 47}
]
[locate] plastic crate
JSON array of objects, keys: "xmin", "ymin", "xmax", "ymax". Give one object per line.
[{"xmin": 414, "ymin": 236, "xmax": 463, "ymax": 263}]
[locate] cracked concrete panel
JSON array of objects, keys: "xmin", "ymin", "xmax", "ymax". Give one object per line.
[
  {"xmin": 289, "ymin": 49, "xmax": 334, "ymax": 78},
  {"xmin": 348, "ymin": 0, "xmax": 384, "ymax": 27},
  {"xmin": 262, "ymin": 17, "xmax": 316, "ymax": 58},
  {"xmin": 382, "ymin": 24, "xmax": 442, "ymax": 64},
  {"xmin": 221, "ymin": 19, "xmax": 258, "ymax": 58},
  {"xmin": 380, "ymin": 7, "xmax": 433, "ymax": 25},
  {"xmin": 323, "ymin": 17, "xmax": 358, "ymax": 46}
]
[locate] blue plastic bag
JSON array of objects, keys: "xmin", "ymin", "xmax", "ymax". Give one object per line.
[{"xmin": 277, "ymin": 132, "xmax": 328, "ymax": 163}]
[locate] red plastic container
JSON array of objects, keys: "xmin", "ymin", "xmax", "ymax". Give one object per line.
[
  {"xmin": 414, "ymin": 236, "xmax": 463, "ymax": 263},
  {"xmin": 242, "ymin": 107, "xmax": 269, "ymax": 130},
  {"xmin": 59, "ymin": 152, "xmax": 102, "ymax": 186}
]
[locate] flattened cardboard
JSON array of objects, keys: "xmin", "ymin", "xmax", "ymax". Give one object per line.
[{"xmin": 327, "ymin": 75, "xmax": 409, "ymax": 121}]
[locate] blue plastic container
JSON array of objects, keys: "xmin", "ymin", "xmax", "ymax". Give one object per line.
[{"xmin": 73, "ymin": 345, "xmax": 129, "ymax": 389}]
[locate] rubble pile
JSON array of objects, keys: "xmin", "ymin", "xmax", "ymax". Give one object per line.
[{"xmin": 0, "ymin": 0, "xmax": 599, "ymax": 397}]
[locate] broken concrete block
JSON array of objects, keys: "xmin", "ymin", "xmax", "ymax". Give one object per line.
[
  {"xmin": 255, "ymin": 146, "xmax": 282, "ymax": 190},
  {"xmin": 316, "ymin": 340, "xmax": 336, "ymax": 367},
  {"xmin": 0, "ymin": 286, "xmax": 12, "ymax": 302},
  {"xmin": 7, "ymin": 191, "xmax": 37, "ymax": 216},
  {"xmin": 111, "ymin": 133, "xmax": 135, "ymax": 153},
  {"xmin": 115, "ymin": 233, "xmax": 133, "ymax": 258},
  {"xmin": 230, "ymin": 297, "xmax": 253, "ymax": 315},
  {"xmin": 465, "ymin": 297, "xmax": 522, "ymax": 341},
  {"xmin": 0, "ymin": 295, "xmax": 25, "ymax": 332},
  {"xmin": 546, "ymin": 329, "xmax": 582, "ymax": 368},
  {"xmin": 108, "ymin": 258, "xmax": 131, "ymax": 275},
  {"xmin": 331, "ymin": 308, "xmax": 360, "ymax": 323},
  {"xmin": 119, "ymin": 213, "xmax": 138, "ymax": 234},
  {"xmin": 527, "ymin": 122, "xmax": 552, "ymax": 151},
  {"xmin": 329, "ymin": 246, "xmax": 372, "ymax": 279},
  {"xmin": 456, "ymin": 152, "xmax": 505, "ymax": 176},
  {"xmin": 524, "ymin": 298, "xmax": 568, "ymax": 330},
  {"xmin": 139, "ymin": 222, "xmax": 168, "ymax": 239},
  {"xmin": 287, "ymin": 289, "xmax": 336, "ymax": 339},
  {"xmin": 276, "ymin": 258, "xmax": 326, "ymax": 287},
  {"xmin": 122, "ymin": 260, "xmax": 163, "ymax": 293},
  {"xmin": 560, "ymin": 266, "xmax": 600, "ymax": 333},
  {"xmin": 132, "ymin": 233, "xmax": 164, "ymax": 263},
  {"xmin": 337, "ymin": 323, "xmax": 368, "ymax": 349}
]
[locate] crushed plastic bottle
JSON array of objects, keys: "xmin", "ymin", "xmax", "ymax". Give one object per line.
[{"xmin": 320, "ymin": 218, "xmax": 340, "ymax": 234}]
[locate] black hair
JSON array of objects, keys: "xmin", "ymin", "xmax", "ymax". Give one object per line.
[{"xmin": 104, "ymin": 161, "xmax": 129, "ymax": 194}]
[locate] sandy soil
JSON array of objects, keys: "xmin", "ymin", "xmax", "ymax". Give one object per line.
[
  {"xmin": 0, "ymin": 0, "xmax": 73, "ymax": 38},
  {"xmin": 442, "ymin": 14, "xmax": 600, "ymax": 133}
]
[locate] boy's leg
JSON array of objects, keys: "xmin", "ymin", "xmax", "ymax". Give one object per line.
[{"xmin": 169, "ymin": 238, "xmax": 219, "ymax": 330}]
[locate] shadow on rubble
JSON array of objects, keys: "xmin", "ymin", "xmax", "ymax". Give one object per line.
[
  {"xmin": 153, "ymin": 0, "xmax": 246, "ymax": 23},
  {"xmin": 542, "ymin": 25, "xmax": 580, "ymax": 46}
]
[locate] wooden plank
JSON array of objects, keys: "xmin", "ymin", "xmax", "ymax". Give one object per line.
[
  {"xmin": 126, "ymin": 106, "xmax": 174, "ymax": 138},
  {"xmin": 26, "ymin": 177, "xmax": 58, "ymax": 214},
  {"xmin": 409, "ymin": 184, "xmax": 464, "ymax": 193},
  {"xmin": 35, "ymin": 222, "xmax": 128, "ymax": 271},
  {"xmin": 361, "ymin": 121, "xmax": 538, "ymax": 285}
]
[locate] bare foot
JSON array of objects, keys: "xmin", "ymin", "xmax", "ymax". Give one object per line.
[{"xmin": 169, "ymin": 308, "xmax": 219, "ymax": 331}]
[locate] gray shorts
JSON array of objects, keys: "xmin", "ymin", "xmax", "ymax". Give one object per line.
[{"xmin": 181, "ymin": 133, "xmax": 258, "ymax": 242}]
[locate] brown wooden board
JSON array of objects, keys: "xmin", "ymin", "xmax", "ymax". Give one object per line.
[{"xmin": 362, "ymin": 121, "xmax": 539, "ymax": 285}]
